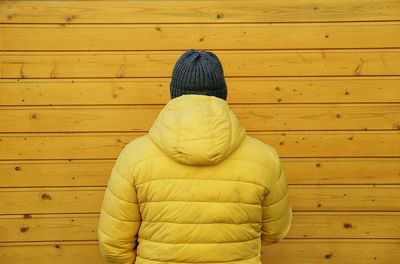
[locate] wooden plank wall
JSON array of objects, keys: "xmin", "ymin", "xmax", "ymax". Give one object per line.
[{"xmin": 0, "ymin": 1, "xmax": 400, "ymax": 263}]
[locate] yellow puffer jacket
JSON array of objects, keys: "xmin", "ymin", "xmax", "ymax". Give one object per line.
[{"xmin": 98, "ymin": 94, "xmax": 292, "ymax": 264}]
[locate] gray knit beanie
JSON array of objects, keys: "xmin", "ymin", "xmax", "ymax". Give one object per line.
[{"xmin": 170, "ymin": 49, "xmax": 227, "ymax": 100}]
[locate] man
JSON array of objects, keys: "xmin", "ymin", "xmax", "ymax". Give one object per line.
[{"xmin": 98, "ymin": 49, "xmax": 292, "ymax": 263}]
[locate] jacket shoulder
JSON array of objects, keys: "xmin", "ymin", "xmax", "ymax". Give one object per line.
[
  {"xmin": 230, "ymin": 135, "xmax": 281, "ymax": 175},
  {"xmin": 114, "ymin": 135, "xmax": 163, "ymax": 176},
  {"xmin": 245, "ymin": 135, "xmax": 280, "ymax": 158}
]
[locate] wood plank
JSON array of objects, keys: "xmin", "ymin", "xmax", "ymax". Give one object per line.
[
  {"xmin": 0, "ymin": 133, "xmax": 130, "ymax": 160},
  {"xmin": 1, "ymin": 77, "xmax": 400, "ymax": 105},
  {"xmin": 262, "ymin": 239, "xmax": 400, "ymax": 264},
  {"xmin": 289, "ymin": 212, "xmax": 400, "ymax": 239},
  {"xmin": 0, "ymin": 187, "xmax": 104, "ymax": 214},
  {"xmin": 1, "ymin": 104, "xmax": 399, "ymax": 132},
  {"xmin": 290, "ymin": 185, "xmax": 400, "ymax": 211},
  {"xmin": 2, "ymin": 22, "xmax": 400, "ymax": 50},
  {"xmin": 0, "ymin": 240, "xmax": 397, "ymax": 264},
  {"xmin": 0, "ymin": 185, "xmax": 398, "ymax": 214},
  {"xmin": 281, "ymin": 158, "xmax": 400, "ymax": 185},
  {"xmin": 0, "ymin": 131, "xmax": 399, "ymax": 160},
  {"xmin": 0, "ymin": 241, "xmax": 103, "ymax": 264},
  {"xmin": 0, "ymin": 212, "xmax": 398, "ymax": 242},
  {"xmin": 254, "ymin": 131, "xmax": 400, "ymax": 158},
  {"xmin": 0, "ymin": 213, "xmax": 99, "ymax": 242},
  {"xmin": 0, "ymin": 160, "xmax": 112, "ymax": 187},
  {"xmin": 1, "ymin": 0, "xmax": 399, "ymax": 23},
  {"xmin": 1, "ymin": 50, "xmax": 399, "ymax": 78},
  {"xmin": 2, "ymin": 158, "xmax": 399, "ymax": 187}
]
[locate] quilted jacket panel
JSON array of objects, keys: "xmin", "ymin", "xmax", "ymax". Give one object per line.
[{"xmin": 98, "ymin": 95, "xmax": 292, "ymax": 263}]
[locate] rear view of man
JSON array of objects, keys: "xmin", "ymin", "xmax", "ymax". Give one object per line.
[{"xmin": 98, "ymin": 49, "xmax": 292, "ymax": 263}]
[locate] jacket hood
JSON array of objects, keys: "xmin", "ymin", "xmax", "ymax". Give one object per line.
[{"xmin": 149, "ymin": 95, "xmax": 246, "ymax": 166}]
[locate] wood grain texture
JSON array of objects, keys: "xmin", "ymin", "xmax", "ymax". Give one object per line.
[
  {"xmin": 1, "ymin": 50, "xmax": 399, "ymax": 78},
  {"xmin": 2, "ymin": 22, "xmax": 400, "ymax": 50},
  {"xmin": 261, "ymin": 239, "xmax": 400, "ymax": 264},
  {"xmin": 1, "ymin": 0, "xmax": 400, "ymax": 23},
  {"xmin": 1, "ymin": 131, "xmax": 399, "ymax": 160},
  {"xmin": 0, "ymin": 241, "xmax": 103, "ymax": 264},
  {"xmin": 0, "ymin": 240, "xmax": 397, "ymax": 264},
  {"xmin": 2, "ymin": 77, "xmax": 400, "ymax": 105},
  {"xmin": 1, "ymin": 104, "xmax": 399, "ymax": 132},
  {"xmin": 0, "ymin": 185, "xmax": 398, "ymax": 214},
  {"xmin": 289, "ymin": 212, "xmax": 400, "ymax": 239},
  {"xmin": 1, "ymin": 212, "xmax": 398, "ymax": 242},
  {"xmin": 1, "ymin": 158, "xmax": 399, "ymax": 187},
  {"xmin": 1, "ymin": 0, "xmax": 400, "ymax": 261}
]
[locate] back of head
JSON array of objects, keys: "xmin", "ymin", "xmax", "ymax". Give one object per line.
[
  {"xmin": 147, "ymin": 49, "xmax": 244, "ymax": 166},
  {"xmin": 170, "ymin": 49, "xmax": 227, "ymax": 100}
]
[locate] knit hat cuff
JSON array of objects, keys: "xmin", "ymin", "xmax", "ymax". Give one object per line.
[{"xmin": 171, "ymin": 86, "xmax": 227, "ymax": 100}]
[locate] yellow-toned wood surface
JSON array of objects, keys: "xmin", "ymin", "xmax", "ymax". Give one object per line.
[
  {"xmin": 0, "ymin": 186, "xmax": 399, "ymax": 214},
  {"xmin": 1, "ymin": 158, "xmax": 400, "ymax": 187},
  {"xmin": 1, "ymin": 77, "xmax": 400, "ymax": 105},
  {"xmin": 2, "ymin": 22, "xmax": 400, "ymax": 50},
  {"xmin": 1, "ymin": 104, "xmax": 400, "ymax": 132},
  {"xmin": 1, "ymin": 0, "xmax": 400, "ymax": 23},
  {"xmin": 0, "ymin": 240, "xmax": 398, "ymax": 264},
  {"xmin": 0, "ymin": 0, "xmax": 399, "ymax": 263},
  {"xmin": 1, "ymin": 131, "xmax": 400, "ymax": 160},
  {"xmin": 1, "ymin": 50, "xmax": 400, "ymax": 78},
  {"xmin": 1, "ymin": 212, "xmax": 399, "ymax": 242}
]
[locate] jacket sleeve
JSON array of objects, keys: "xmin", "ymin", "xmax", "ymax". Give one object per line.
[
  {"xmin": 97, "ymin": 146, "xmax": 142, "ymax": 264},
  {"xmin": 261, "ymin": 152, "xmax": 292, "ymax": 246}
]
